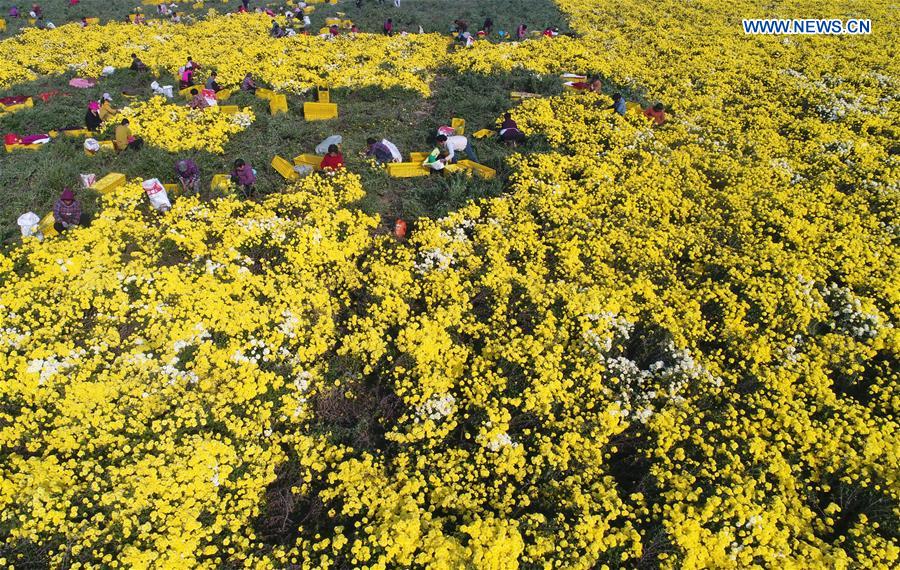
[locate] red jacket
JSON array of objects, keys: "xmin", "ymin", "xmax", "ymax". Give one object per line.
[{"xmin": 320, "ymin": 153, "xmax": 344, "ymax": 170}]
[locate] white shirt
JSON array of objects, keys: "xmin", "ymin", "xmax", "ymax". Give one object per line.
[{"xmin": 443, "ymin": 135, "xmax": 468, "ymax": 161}]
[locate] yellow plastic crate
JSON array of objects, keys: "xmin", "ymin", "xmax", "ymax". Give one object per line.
[
  {"xmin": 269, "ymin": 94, "xmax": 288, "ymax": 115},
  {"xmin": 318, "ymin": 27, "xmax": 329, "ymax": 35},
  {"xmin": 217, "ymin": 105, "xmax": 239, "ymax": 115},
  {"xmin": 91, "ymin": 172, "xmax": 126, "ymax": 195},
  {"xmin": 303, "ymin": 6, "xmax": 315, "ymax": 14},
  {"xmin": 255, "ymin": 88, "xmax": 276, "ymax": 101},
  {"xmin": 1, "ymin": 97, "xmax": 34, "ymax": 113},
  {"xmin": 387, "ymin": 162, "xmax": 429, "ymax": 178},
  {"xmin": 0, "ymin": 19, "xmax": 6, "ymax": 32},
  {"xmin": 62, "ymin": 128, "xmax": 93, "ymax": 138},
  {"xmin": 163, "ymin": 183, "xmax": 179, "ymax": 194},
  {"xmin": 216, "ymin": 89, "xmax": 231, "ymax": 101},
  {"xmin": 271, "ymin": 155, "xmax": 299, "ymax": 181},
  {"xmin": 303, "ymin": 102, "xmax": 337, "ymax": 121},
  {"xmin": 318, "ymin": 88, "xmax": 330, "ymax": 103},
  {"xmin": 451, "ymin": 117, "xmax": 466, "ymax": 135},
  {"xmin": 179, "ymin": 86, "xmax": 197, "ymax": 99},
  {"xmin": 473, "ymin": 128, "xmax": 494, "ymax": 139},
  {"xmin": 292, "ymin": 153, "xmax": 322, "ymax": 170},
  {"xmin": 5, "ymin": 143, "xmax": 42, "ymax": 153},
  {"xmin": 342, "ymin": 19, "xmax": 353, "ymax": 29},
  {"xmin": 84, "ymin": 17, "xmax": 100, "ymax": 25},
  {"xmin": 409, "ymin": 152, "xmax": 431, "ymax": 163},
  {"xmin": 211, "ymin": 174, "xmax": 232, "ymax": 191},
  {"xmin": 325, "ymin": 17, "xmax": 341, "ymax": 26},
  {"xmin": 142, "ymin": 0, "xmax": 167, "ymax": 5},
  {"xmin": 510, "ymin": 91, "xmax": 540, "ymax": 101},
  {"xmin": 456, "ymin": 160, "xmax": 497, "ymax": 180},
  {"xmin": 626, "ymin": 102, "xmax": 643, "ymax": 116},
  {"xmin": 38, "ymin": 212, "xmax": 57, "ymax": 237}
]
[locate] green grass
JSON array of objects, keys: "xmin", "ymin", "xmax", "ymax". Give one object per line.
[{"xmin": 0, "ymin": 0, "xmax": 570, "ymax": 241}]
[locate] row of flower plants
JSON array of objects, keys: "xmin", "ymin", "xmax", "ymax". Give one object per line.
[{"xmin": 1, "ymin": 0, "xmax": 898, "ymax": 568}]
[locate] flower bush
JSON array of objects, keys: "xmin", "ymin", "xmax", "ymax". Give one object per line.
[
  {"xmin": 1, "ymin": 0, "xmax": 898, "ymax": 568},
  {"xmin": 118, "ymin": 96, "xmax": 255, "ymax": 154}
]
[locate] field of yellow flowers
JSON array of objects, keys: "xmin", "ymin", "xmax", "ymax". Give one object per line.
[{"xmin": 1, "ymin": 0, "xmax": 898, "ymax": 568}]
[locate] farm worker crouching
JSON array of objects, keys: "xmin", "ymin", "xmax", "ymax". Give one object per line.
[
  {"xmin": 179, "ymin": 67, "xmax": 194, "ymax": 89},
  {"xmin": 85, "ymin": 101, "xmax": 102, "ymax": 132},
  {"xmin": 131, "ymin": 53, "xmax": 148, "ymax": 72},
  {"xmin": 99, "ymin": 93, "xmax": 117, "ymax": 121},
  {"xmin": 364, "ymin": 138, "xmax": 402, "ymax": 164},
  {"xmin": 241, "ymin": 73, "xmax": 257, "ymax": 93},
  {"xmin": 188, "ymin": 88, "xmax": 209, "ymax": 110},
  {"xmin": 516, "ymin": 23, "xmax": 527, "ymax": 40},
  {"xmin": 270, "ymin": 20, "xmax": 283, "ymax": 37},
  {"xmin": 114, "ymin": 119, "xmax": 143, "ymax": 151},
  {"xmin": 53, "ymin": 188, "xmax": 87, "ymax": 232},
  {"xmin": 499, "ymin": 113, "xmax": 526, "ymax": 146},
  {"xmin": 320, "ymin": 145, "xmax": 344, "ymax": 171},
  {"xmin": 230, "ymin": 159, "xmax": 256, "ymax": 198},
  {"xmin": 176, "ymin": 159, "xmax": 200, "ymax": 194},
  {"xmin": 608, "ymin": 93, "xmax": 627, "ymax": 116},
  {"xmin": 205, "ymin": 71, "xmax": 221, "ymax": 92},
  {"xmin": 644, "ymin": 102, "xmax": 667, "ymax": 125},
  {"xmin": 436, "ymin": 134, "xmax": 478, "ymax": 164}
]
